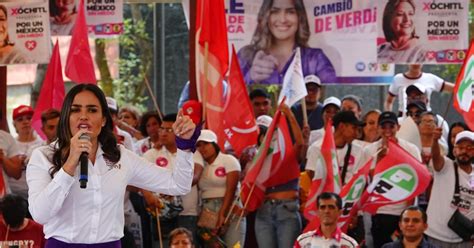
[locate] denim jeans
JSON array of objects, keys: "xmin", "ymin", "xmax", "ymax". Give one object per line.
[
  {"xmin": 201, "ymin": 198, "xmax": 246, "ymax": 247},
  {"xmin": 255, "ymin": 199, "xmax": 301, "ymax": 248}
]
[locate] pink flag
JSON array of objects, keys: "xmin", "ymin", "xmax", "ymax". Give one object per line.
[
  {"xmin": 31, "ymin": 40, "xmax": 65, "ymax": 139},
  {"xmin": 65, "ymin": 0, "xmax": 96, "ymax": 83}
]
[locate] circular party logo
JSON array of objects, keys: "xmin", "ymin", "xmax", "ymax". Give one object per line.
[
  {"xmin": 156, "ymin": 157, "xmax": 169, "ymax": 167},
  {"xmin": 215, "ymin": 167, "xmax": 226, "ymax": 177}
]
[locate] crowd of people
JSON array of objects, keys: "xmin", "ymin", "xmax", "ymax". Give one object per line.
[{"xmin": 0, "ymin": 65, "xmax": 473, "ymax": 248}]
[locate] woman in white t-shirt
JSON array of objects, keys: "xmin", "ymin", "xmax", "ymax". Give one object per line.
[{"xmin": 196, "ymin": 130, "xmax": 245, "ymax": 247}]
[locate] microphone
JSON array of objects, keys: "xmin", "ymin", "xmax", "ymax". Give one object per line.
[{"xmin": 79, "ymin": 133, "xmax": 90, "ymax": 189}]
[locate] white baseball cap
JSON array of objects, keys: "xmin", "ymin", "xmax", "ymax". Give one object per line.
[
  {"xmin": 455, "ymin": 131, "xmax": 474, "ymax": 144},
  {"xmin": 256, "ymin": 115, "xmax": 273, "ymax": 128},
  {"xmin": 322, "ymin": 96, "xmax": 341, "ymax": 110},
  {"xmin": 197, "ymin": 129, "xmax": 218, "ymax": 143},
  {"xmin": 304, "ymin": 74, "xmax": 321, "ymax": 86},
  {"xmin": 106, "ymin": 97, "xmax": 118, "ymax": 112}
]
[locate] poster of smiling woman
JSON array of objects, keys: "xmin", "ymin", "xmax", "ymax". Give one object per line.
[
  {"xmin": 377, "ymin": 0, "xmax": 468, "ymax": 64},
  {"xmin": 0, "ymin": 0, "xmax": 51, "ymax": 65},
  {"xmin": 183, "ymin": 0, "xmax": 394, "ymax": 84},
  {"xmin": 50, "ymin": 0, "xmax": 123, "ymax": 36}
]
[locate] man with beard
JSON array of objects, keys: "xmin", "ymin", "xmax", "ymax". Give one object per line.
[{"xmin": 425, "ymin": 130, "xmax": 474, "ymax": 247}]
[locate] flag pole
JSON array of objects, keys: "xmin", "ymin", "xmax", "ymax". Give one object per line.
[
  {"xmin": 236, "ymin": 184, "xmax": 256, "ymax": 230},
  {"xmin": 202, "ymin": 42, "xmax": 209, "ymax": 127},
  {"xmin": 301, "ymin": 99, "xmax": 308, "ymax": 126},
  {"xmin": 224, "ymin": 197, "xmax": 238, "ymax": 225},
  {"xmin": 155, "ymin": 208, "xmax": 163, "ymax": 248},
  {"xmin": 144, "ymin": 75, "xmax": 163, "ymax": 122}
]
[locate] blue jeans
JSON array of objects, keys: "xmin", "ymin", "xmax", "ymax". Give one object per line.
[
  {"xmin": 255, "ymin": 199, "xmax": 301, "ymax": 248},
  {"xmin": 201, "ymin": 198, "xmax": 246, "ymax": 247}
]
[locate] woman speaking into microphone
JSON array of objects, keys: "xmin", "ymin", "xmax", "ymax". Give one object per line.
[{"xmin": 26, "ymin": 84, "xmax": 199, "ymax": 247}]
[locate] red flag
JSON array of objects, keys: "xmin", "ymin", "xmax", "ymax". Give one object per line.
[
  {"xmin": 361, "ymin": 140, "xmax": 431, "ymax": 214},
  {"xmin": 302, "ymin": 153, "xmax": 373, "ymax": 233},
  {"xmin": 195, "ymin": 0, "xmax": 228, "ymax": 147},
  {"xmin": 453, "ymin": 39, "xmax": 474, "ymax": 130},
  {"xmin": 304, "ymin": 120, "xmax": 341, "ymax": 220},
  {"xmin": 241, "ymin": 109, "xmax": 300, "ymax": 211},
  {"xmin": 31, "ymin": 40, "xmax": 65, "ymax": 139},
  {"xmin": 0, "ymin": 173, "xmax": 6, "ymax": 197},
  {"xmin": 222, "ymin": 46, "xmax": 258, "ymax": 156},
  {"xmin": 65, "ymin": 0, "xmax": 96, "ymax": 84}
]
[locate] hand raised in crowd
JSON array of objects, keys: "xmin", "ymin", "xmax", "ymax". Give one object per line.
[
  {"xmin": 278, "ymin": 101, "xmax": 292, "ymax": 116},
  {"xmin": 172, "ymin": 109, "xmax": 196, "ymax": 140},
  {"xmin": 249, "ymin": 50, "xmax": 278, "ymax": 83},
  {"xmin": 431, "ymin": 127, "xmax": 443, "ymax": 142}
]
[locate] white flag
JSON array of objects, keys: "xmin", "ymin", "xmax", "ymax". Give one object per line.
[{"xmin": 278, "ymin": 47, "xmax": 307, "ymax": 106}]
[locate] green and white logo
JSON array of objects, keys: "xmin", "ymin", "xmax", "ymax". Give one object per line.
[
  {"xmin": 369, "ymin": 164, "xmax": 417, "ymax": 202},
  {"xmin": 458, "ymin": 56, "xmax": 474, "ymax": 111}
]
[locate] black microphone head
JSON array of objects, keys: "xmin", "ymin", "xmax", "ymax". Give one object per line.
[{"xmin": 79, "ymin": 133, "xmax": 91, "ymax": 141}]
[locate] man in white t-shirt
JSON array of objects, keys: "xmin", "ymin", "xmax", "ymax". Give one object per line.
[
  {"xmin": 306, "ymin": 111, "xmax": 365, "ymax": 183},
  {"xmin": 143, "ymin": 113, "xmax": 202, "ymax": 245},
  {"xmin": 0, "ymin": 130, "xmax": 22, "ymax": 192},
  {"xmin": 9, "ymin": 105, "xmax": 44, "ymax": 200},
  {"xmin": 384, "ymin": 64, "xmax": 454, "ymax": 116},
  {"xmin": 358, "ymin": 111, "xmax": 421, "ymax": 248},
  {"xmin": 425, "ymin": 130, "xmax": 474, "ymax": 248},
  {"xmin": 308, "ymin": 96, "xmax": 341, "ymax": 145},
  {"xmin": 106, "ymin": 97, "xmax": 134, "ymax": 151}
]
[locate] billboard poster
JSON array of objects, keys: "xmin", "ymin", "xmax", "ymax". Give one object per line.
[
  {"xmin": 0, "ymin": 0, "xmax": 52, "ymax": 65},
  {"xmin": 50, "ymin": 0, "xmax": 123, "ymax": 37},
  {"xmin": 226, "ymin": 0, "xmax": 394, "ymax": 85},
  {"xmin": 377, "ymin": 0, "xmax": 468, "ymax": 64}
]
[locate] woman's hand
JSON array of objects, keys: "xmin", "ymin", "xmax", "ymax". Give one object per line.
[
  {"xmin": 249, "ymin": 50, "xmax": 278, "ymax": 83},
  {"xmin": 173, "ymin": 110, "xmax": 196, "ymax": 140},
  {"xmin": 62, "ymin": 129, "xmax": 92, "ymax": 176}
]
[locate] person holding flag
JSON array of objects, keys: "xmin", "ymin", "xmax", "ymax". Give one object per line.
[
  {"xmin": 358, "ymin": 111, "xmax": 421, "ymax": 248},
  {"xmin": 240, "ymin": 102, "xmax": 303, "ymax": 248},
  {"xmin": 295, "ymin": 192, "xmax": 358, "ymax": 248},
  {"xmin": 425, "ymin": 130, "xmax": 474, "ymax": 247},
  {"xmin": 0, "ymin": 130, "xmax": 23, "ymax": 195}
]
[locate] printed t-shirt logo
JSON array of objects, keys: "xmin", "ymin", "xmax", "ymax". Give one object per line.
[
  {"xmin": 215, "ymin": 167, "xmax": 226, "ymax": 177},
  {"xmin": 156, "ymin": 157, "xmax": 168, "ymax": 167}
]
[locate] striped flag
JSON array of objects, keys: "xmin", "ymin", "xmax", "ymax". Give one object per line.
[
  {"xmin": 453, "ymin": 40, "xmax": 474, "ymax": 130},
  {"xmin": 240, "ymin": 109, "xmax": 300, "ymax": 211}
]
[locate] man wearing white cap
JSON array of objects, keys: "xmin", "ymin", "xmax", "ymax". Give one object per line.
[
  {"xmin": 426, "ymin": 130, "xmax": 474, "ymax": 247},
  {"xmin": 384, "ymin": 64, "xmax": 454, "ymax": 116},
  {"xmin": 106, "ymin": 97, "xmax": 134, "ymax": 151},
  {"xmin": 292, "ymin": 74, "xmax": 324, "ymax": 131},
  {"xmin": 308, "ymin": 96, "xmax": 341, "ymax": 145}
]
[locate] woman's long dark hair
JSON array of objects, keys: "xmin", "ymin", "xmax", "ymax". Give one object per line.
[
  {"xmin": 50, "ymin": 84, "xmax": 120, "ymax": 177},
  {"xmin": 447, "ymin": 122, "xmax": 470, "ymax": 160}
]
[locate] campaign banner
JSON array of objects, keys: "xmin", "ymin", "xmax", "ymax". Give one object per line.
[
  {"xmin": 183, "ymin": 0, "xmax": 393, "ymax": 84},
  {"xmin": 0, "ymin": 0, "xmax": 51, "ymax": 65},
  {"xmin": 377, "ymin": 0, "xmax": 468, "ymax": 64},
  {"xmin": 50, "ymin": 0, "xmax": 123, "ymax": 37}
]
